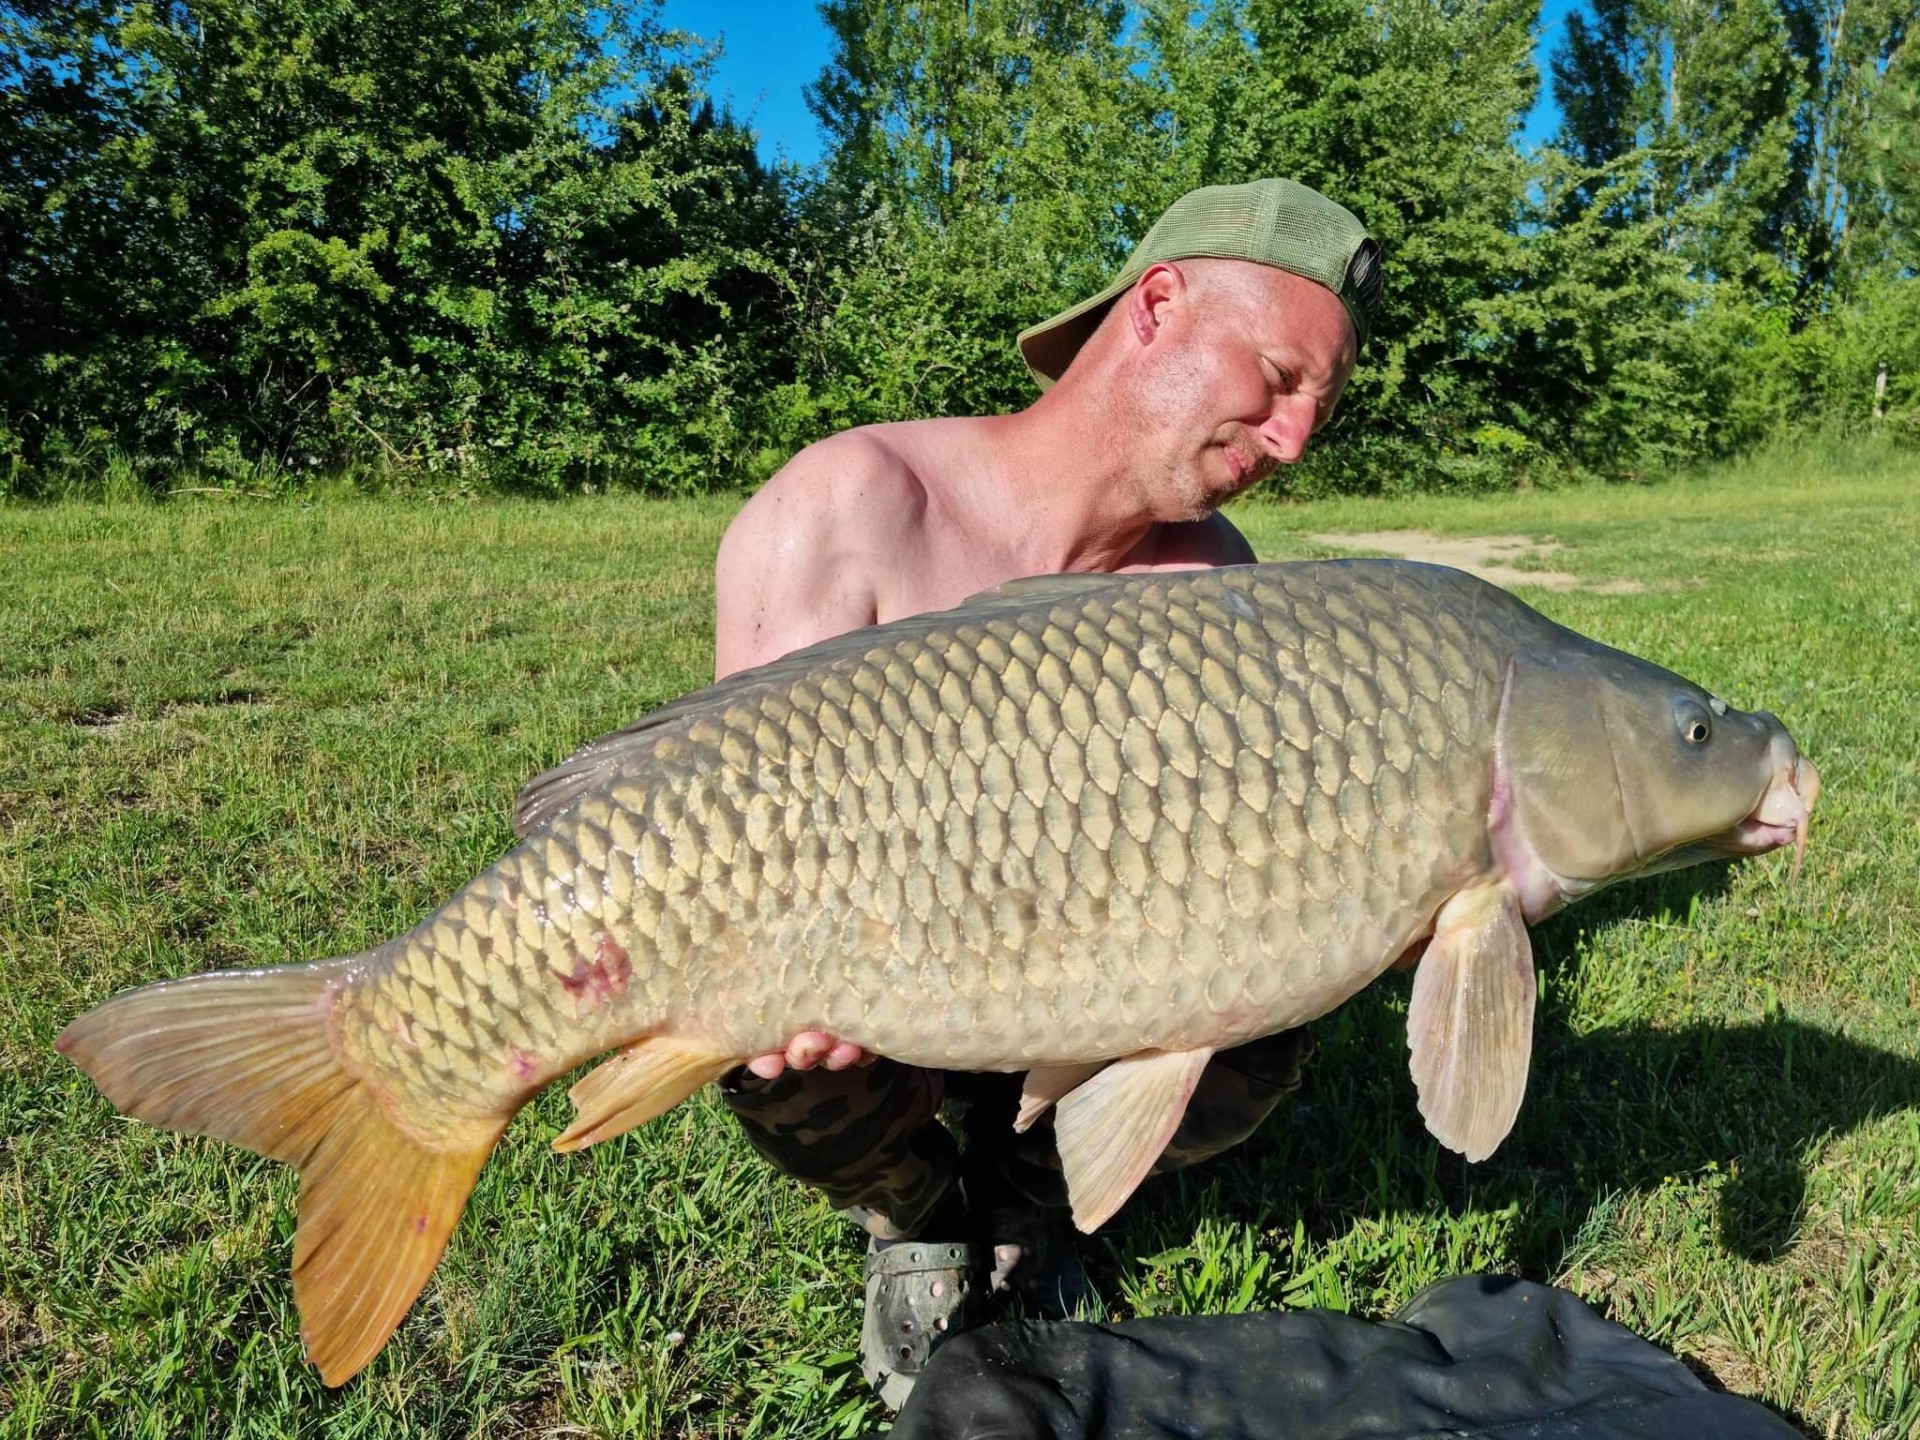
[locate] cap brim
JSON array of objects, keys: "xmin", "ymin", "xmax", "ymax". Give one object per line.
[{"xmin": 1016, "ymin": 271, "xmax": 1138, "ymax": 392}]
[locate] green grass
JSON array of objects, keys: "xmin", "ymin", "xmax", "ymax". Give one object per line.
[{"xmin": 3, "ymin": 439, "xmax": 1917, "ymax": 1437}]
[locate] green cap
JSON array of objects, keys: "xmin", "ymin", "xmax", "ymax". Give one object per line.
[{"xmin": 1017, "ymin": 178, "xmax": 1381, "ymax": 391}]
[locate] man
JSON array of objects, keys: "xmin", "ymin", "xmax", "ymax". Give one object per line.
[{"xmin": 709, "ymin": 178, "xmax": 1381, "ymax": 1408}]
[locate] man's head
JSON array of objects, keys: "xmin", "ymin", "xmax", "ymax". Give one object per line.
[{"xmin": 1019, "ymin": 179, "xmax": 1380, "ymax": 519}]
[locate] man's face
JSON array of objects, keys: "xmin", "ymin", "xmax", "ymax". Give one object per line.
[{"xmin": 1123, "ymin": 260, "xmax": 1359, "ymax": 521}]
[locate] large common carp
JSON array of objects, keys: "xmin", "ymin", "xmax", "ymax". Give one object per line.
[{"xmin": 59, "ymin": 561, "xmax": 1818, "ymax": 1384}]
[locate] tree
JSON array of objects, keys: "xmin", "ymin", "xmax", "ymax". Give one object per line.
[
  {"xmin": 0, "ymin": 0, "xmax": 798, "ymax": 492},
  {"xmin": 1231, "ymin": 0, "xmax": 1542, "ymax": 486},
  {"xmin": 787, "ymin": 0, "xmax": 1157, "ymax": 429},
  {"xmin": 1867, "ymin": 35, "xmax": 1920, "ymax": 264},
  {"xmin": 1787, "ymin": 0, "xmax": 1916, "ymax": 290},
  {"xmin": 1549, "ymin": 0, "xmax": 1917, "ymax": 298},
  {"xmin": 796, "ymin": 0, "xmax": 1545, "ymax": 491},
  {"xmin": 1550, "ymin": 0, "xmax": 1804, "ymax": 293}
]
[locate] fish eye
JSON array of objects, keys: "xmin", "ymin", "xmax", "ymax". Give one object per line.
[{"xmin": 1677, "ymin": 701, "xmax": 1713, "ymax": 746}]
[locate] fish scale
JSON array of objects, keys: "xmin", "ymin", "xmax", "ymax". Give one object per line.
[
  {"xmin": 336, "ymin": 563, "xmax": 1510, "ymax": 1111},
  {"xmin": 60, "ymin": 558, "xmax": 1817, "ymax": 1385}
]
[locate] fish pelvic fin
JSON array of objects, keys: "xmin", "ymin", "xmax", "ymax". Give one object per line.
[
  {"xmin": 552, "ymin": 1033, "xmax": 739, "ymax": 1152},
  {"xmin": 1052, "ymin": 1047, "xmax": 1214, "ymax": 1233},
  {"xmin": 56, "ymin": 959, "xmax": 505, "ymax": 1386},
  {"xmin": 1015, "ymin": 1062, "xmax": 1106, "ymax": 1133},
  {"xmin": 1405, "ymin": 880, "xmax": 1536, "ymax": 1163}
]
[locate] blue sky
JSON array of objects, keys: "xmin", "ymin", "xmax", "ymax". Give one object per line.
[
  {"xmin": 660, "ymin": 0, "xmax": 1583, "ymax": 170},
  {"xmin": 658, "ymin": 0, "xmax": 837, "ymax": 168}
]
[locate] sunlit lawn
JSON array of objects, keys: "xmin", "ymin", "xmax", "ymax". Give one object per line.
[{"xmin": 3, "ymin": 438, "xmax": 1916, "ymax": 1437}]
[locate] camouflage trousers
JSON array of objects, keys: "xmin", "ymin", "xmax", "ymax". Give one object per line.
[{"xmin": 719, "ymin": 1028, "xmax": 1314, "ymax": 1241}]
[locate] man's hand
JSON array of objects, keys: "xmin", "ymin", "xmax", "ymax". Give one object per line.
[{"xmin": 746, "ymin": 1031, "xmax": 877, "ymax": 1080}]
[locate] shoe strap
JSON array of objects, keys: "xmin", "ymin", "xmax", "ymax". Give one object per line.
[{"xmin": 863, "ymin": 1241, "xmax": 975, "ymax": 1279}]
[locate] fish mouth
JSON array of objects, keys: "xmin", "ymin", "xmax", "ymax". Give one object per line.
[
  {"xmin": 1585, "ymin": 753, "xmax": 1823, "ymax": 892},
  {"xmin": 1699, "ymin": 754, "xmax": 1822, "ymax": 878}
]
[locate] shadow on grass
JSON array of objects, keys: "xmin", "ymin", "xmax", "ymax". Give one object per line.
[{"xmin": 1121, "ymin": 864, "xmax": 1918, "ymax": 1276}]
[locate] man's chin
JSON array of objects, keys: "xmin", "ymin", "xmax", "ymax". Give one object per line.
[
  {"xmin": 1167, "ymin": 490, "xmax": 1222, "ymax": 524},
  {"xmin": 1145, "ymin": 455, "xmax": 1239, "ymax": 523}
]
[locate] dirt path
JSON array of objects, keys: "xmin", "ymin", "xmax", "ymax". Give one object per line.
[{"xmin": 1309, "ymin": 531, "xmax": 1645, "ymax": 593}]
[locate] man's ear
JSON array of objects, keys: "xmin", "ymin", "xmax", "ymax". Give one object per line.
[{"xmin": 1125, "ymin": 262, "xmax": 1189, "ymax": 347}]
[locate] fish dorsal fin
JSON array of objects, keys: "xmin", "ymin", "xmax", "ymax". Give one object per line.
[
  {"xmin": 512, "ymin": 631, "xmax": 920, "ymax": 835},
  {"xmin": 514, "ymin": 703, "xmax": 690, "ymax": 835},
  {"xmin": 514, "ymin": 574, "xmax": 1136, "ymax": 836},
  {"xmin": 1016, "ymin": 1062, "xmax": 1107, "ymax": 1132},
  {"xmin": 1051, "ymin": 1047, "xmax": 1214, "ymax": 1232},
  {"xmin": 967, "ymin": 572, "xmax": 1134, "ymax": 604},
  {"xmin": 552, "ymin": 1033, "xmax": 739, "ymax": 1152},
  {"xmin": 1405, "ymin": 881, "xmax": 1536, "ymax": 1162}
]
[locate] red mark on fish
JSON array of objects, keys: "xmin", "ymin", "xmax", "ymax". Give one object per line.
[
  {"xmin": 559, "ymin": 933, "xmax": 633, "ymax": 1011},
  {"xmin": 507, "ymin": 1047, "xmax": 539, "ymax": 1084}
]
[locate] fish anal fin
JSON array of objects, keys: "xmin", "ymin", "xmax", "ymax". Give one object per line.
[
  {"xmin": 56, "ymin": 958, "xmax": 506, "ymax": 1386},
  {"xmin": 1052, "ymin": 1047, "xmax": 1214, "ymax": 1233},
  {"xmin": 553, "ymin": 1033, "xmax": 738, "ymax": 1152},
  {"xmin": 1016, "ymin": 1062, "xmax": 1105, "ymax": 1132},
  {"xmin": 1405, "ymin": 880, "xmax": 1536, "ymax": 1163}
]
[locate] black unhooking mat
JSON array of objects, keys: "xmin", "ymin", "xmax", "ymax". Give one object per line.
[{"xmin": 881, "ymin": 1275, "xmax": 1799, "ymax": 1439}]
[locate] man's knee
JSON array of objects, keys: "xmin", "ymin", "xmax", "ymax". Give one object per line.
[
  {"xmin": 1214, "ymin": 1027, "xmax": 1314, "ymax": 1092},
  {"xmin": 720, "ymin": 1060, "xmax": 958, "ymax": 1238}
]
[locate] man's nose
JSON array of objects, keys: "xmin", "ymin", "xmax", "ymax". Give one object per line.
[{"xmin": 1258, "ymin": 396, "xmax": 1318, "ymax": 465}]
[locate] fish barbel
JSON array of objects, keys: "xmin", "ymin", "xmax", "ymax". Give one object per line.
[{"xmin": 58, "ymin": 561, "xmax": 1819, "ymax": 1383}]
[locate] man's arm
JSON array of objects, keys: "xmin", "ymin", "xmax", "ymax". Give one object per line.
[
  {"xmin": 714, "ymin": 431, "xmax": 921, "ymax": 679},
  {"xmin": 715, "ymin": 431, "xmax": 921, "ymax": 1077}
]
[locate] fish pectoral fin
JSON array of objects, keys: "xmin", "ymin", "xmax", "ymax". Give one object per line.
[
  {"xmin": 553, "ymin": 1034, "xmax": 738, "ymax": 1152},
  {"xmin": 1052, "ymin": 1047, "xmax": 1214, "ymax": 1233},
  {"xmin": 1015, "ymin": 1062, "xmax": 1106, "ymax": 1132},
  {"xmin": 1405, "ymin": 880, "xmax": 1536, "ymax": 1163}
]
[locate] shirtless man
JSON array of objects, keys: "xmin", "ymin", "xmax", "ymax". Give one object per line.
[{"xmin": 707, "ymin": 178, "xmax": 1381, "ymax": 1409}]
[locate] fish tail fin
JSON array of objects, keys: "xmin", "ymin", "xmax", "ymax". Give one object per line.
[{"xmin": 57, "ymin": 960, "xmax": 505, "ymax": 1386}]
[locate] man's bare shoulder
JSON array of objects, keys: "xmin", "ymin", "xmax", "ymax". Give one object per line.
[
  {"xmin": 734, "ymin": 427, "xmax": 929, "ymax": 538},
  {"xmin": 1136, "ymin": 510, "xmax": 1259, "ymax": 570},
  {"xmin": 713, "ymin": 426, "xmax": 936, "ymax": 676}
]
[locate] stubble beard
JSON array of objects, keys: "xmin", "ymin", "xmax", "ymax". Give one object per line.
[
  {"xmin": 1166, "ymin": 464, "xmax": 1216, "ymax": 524},
  {"xmin": 1117, "ymin": 423, "xmax": 1214, "ymax": 525},
  {"xmin": 1125, "ymin": 349, "xmax": 1227, "ymax": 525}
]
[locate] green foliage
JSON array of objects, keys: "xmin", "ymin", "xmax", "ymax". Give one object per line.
[
  {"xmin": 1518, "ymin": 0, "xmax": 1919, "ymax": 473},
  {"xmin": 779, "ymin": 0, "xmax": 1157, "ymax": 432},
  {"xmin": 1, "ymin": 0, "xmax": 795, "ymax": 494},
  {"xmin": 778, "ymin": 0, "xmax": 1917, "ymax": 496},
  {"xmin": 778, "ymin": 0, "xmax": 1550, "ymax": 492},
  {"xmin": 1, "ymin": 0, "xmax": 1917, "ymax": 495},
  {"xmin": 1870, "ymin": 39, "xmax": 1920, "ymax": 264}
]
